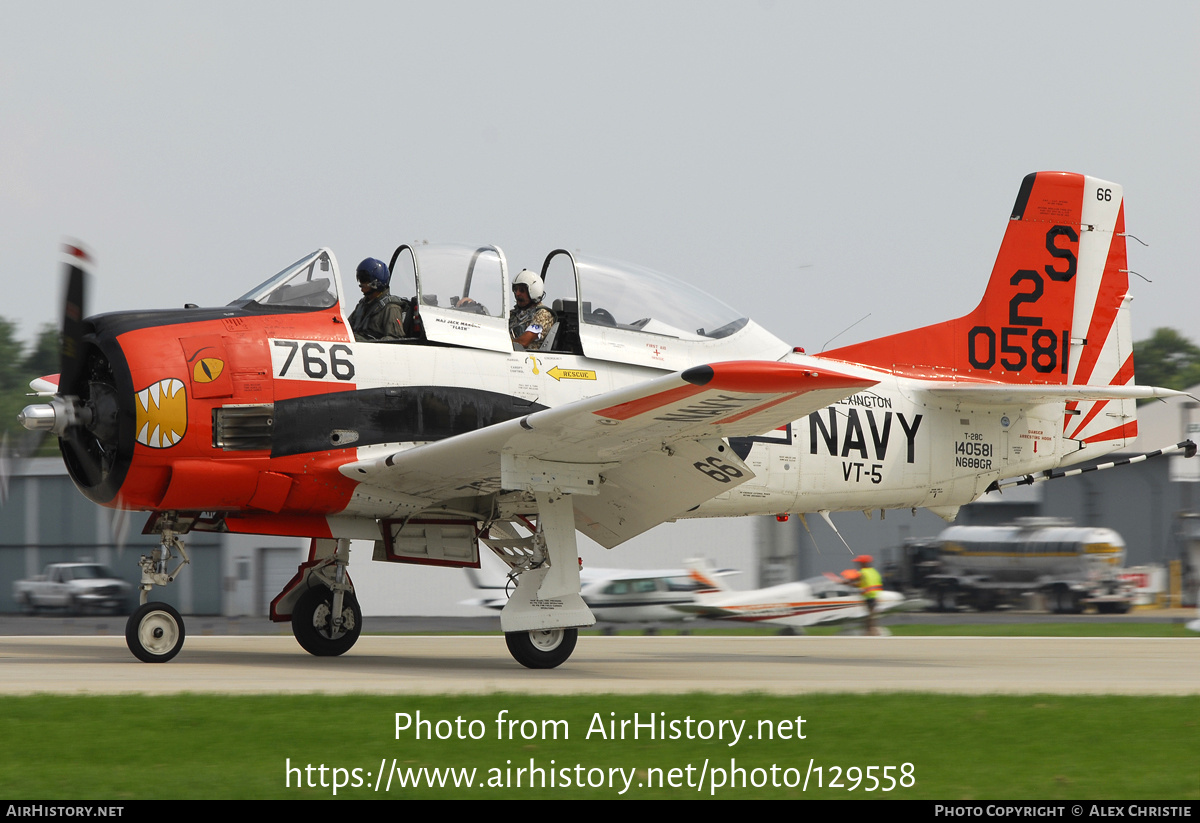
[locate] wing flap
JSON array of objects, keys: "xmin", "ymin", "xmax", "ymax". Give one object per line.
[{"xmin": 573, "ymin": 438, "xmax": 752, "ymax": 548}]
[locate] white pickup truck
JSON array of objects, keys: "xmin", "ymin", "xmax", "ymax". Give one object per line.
[{"xmin": 13, "ymin": 563, "xmax": 133, "ymax": 615}]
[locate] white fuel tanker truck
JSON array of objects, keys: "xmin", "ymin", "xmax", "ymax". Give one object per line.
[{"xmin": 924, "ymin": 518, "xmax": 1136, "ymax": 614}]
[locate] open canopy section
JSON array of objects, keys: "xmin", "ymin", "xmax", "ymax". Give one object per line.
[{"xmin": 389, "ymin": 243, "xmax": 512, "ymax": 352}]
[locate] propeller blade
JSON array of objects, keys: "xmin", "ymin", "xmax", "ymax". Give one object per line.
[
  {"xmin": 1, "ymin": 433, "xmax": 9, "ymax": 506},
  {"xmin": 59, "ymin": 244, "xmax": 91, "ymax": 396},
  {"xmin": 110, "ymin": 497, "xmax": 131, "ymax": 558},
  {"xmin": 0, "ymin": 428, "xmax": 51, "ymax": 506},
  {"xmin": 55, "ymin": 243, "xmax": 108, "ymax": 488}
]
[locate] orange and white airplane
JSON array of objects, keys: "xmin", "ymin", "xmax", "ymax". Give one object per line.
[
  {"xmin": 18, "ymin": 172, "xmax": 1191, "ymax": 668},
  {"xmin": 673, "ymin": 559, "xmax": 906, "ymax": 630}
]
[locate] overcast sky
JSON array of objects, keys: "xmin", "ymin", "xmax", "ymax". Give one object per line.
[{"xmin": 3, "ymin": 1, "xmax": 1197, "ymax": 352}]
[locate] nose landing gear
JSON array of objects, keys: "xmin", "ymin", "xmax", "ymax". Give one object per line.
[{"xmin": 123, "ymin": 522, "xmax": 191, "ymax": 663}]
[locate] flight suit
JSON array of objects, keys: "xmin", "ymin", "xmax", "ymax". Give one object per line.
[
  {"xmin": 349, "ymin": 290, "xmax": 407, "ymax": 341},
  {"xmin": 509, "ymin": 302, "xmax": 555, "ymax": 351}
]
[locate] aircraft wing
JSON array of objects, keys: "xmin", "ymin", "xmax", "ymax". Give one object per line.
[
  {"xmin": 670, "ymin": 599, "xmax": 868, "ymax": 626},
  {"xmin": 341, "ymin": 361, "xmax": 876, "ymax": 547},
  {"xmin": 670, "ymin": 603, "xmax": 742, "ymax": 619}
]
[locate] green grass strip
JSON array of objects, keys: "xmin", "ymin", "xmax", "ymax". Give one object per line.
[{"xmin": 2, "ymin": 693, "xmax": 1195, "ymax": 799}]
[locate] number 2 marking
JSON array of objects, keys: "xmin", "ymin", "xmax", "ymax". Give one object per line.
[
  {"xmin": 966, "ymin": 225, "xmax": 1076, "ymax": 375},
  {"xmin": 1008, "ymin": 271, "xmax": 1043, "ymax": 325}
]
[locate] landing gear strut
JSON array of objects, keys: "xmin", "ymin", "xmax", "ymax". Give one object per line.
[
  {"xmin": 281, "ymin": 538, "xmax": 363, "ymax": 657},
  {"xmin": 123, "ymin": 522, "xmax": 190, "ymax": 663},
  {"xmin": 482, "ymin": 491, "xmax": 595, "ymax": 669}
]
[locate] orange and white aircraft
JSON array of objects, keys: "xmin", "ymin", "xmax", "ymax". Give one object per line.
[
  {"xmin": 18, "ymin": 172, "xmax": 1190, "ymax": 668},
  {"xmin": 673, "ymin": 559, "xmax": 906, "ymax": 630}
]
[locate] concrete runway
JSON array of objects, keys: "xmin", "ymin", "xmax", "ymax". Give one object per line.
[{"xmin": 0, "ymin": 634, "xmax": 1195, "ymax": 695}]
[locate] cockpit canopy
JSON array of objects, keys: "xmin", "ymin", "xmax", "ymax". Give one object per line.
[
  {"xmin": 233, "ymin": 250, "xmax": 338, "ymax": 310},
  {"xmin": 536, "ymin": 250, "xmax": 786, "ymax": 369},
  {"xmin": 544, "ymin": 253, "xmax": 749, "ymax": 341},
  {"xmin": 233, "ymin": 244, "xmax": 790, "ymax": 369}
]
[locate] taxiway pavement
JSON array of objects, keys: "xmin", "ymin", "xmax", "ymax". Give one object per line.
[{"xmin": 0, "ymin": 635, "xmax": 1195, "ymax": 695}]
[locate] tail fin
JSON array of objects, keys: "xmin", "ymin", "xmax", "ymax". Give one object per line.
[
  {"xmin": 684, "ymin": 557, "xmax": 733, "ymax": 593},
  {"xmin": 821, "ymin": 171, "xmax": 1137, "ymax": 451}
]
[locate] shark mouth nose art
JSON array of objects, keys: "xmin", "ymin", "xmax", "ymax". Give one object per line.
[{"xmin": 135, "ymin": 378, "xmax": 187, "ymax": 448}]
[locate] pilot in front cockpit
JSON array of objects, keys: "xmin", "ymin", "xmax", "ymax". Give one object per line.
[
  {"xmin": 348, "ymin": 258, "xmax": 408, "ymax": 342},
  {"xmin": 508, "ymin": 270, "xmax": 555, "ymax": 351}
]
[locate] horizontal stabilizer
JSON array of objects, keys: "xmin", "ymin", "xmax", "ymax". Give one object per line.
[{"xmin": 919, "ymin": 382, "xmax": 1187, "ymax": 406}]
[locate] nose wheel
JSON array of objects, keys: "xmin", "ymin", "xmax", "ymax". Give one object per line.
[{"xmin": 125, "ymin": 602, "xmax": 186, "ymax": 663}]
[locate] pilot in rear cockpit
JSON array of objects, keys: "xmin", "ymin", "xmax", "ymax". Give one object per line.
[
  {"xmin": 348, "ymin": 258, "xmax": 408, "ymax": 342},
  {"xmin": 508, "ymin": 270, "xmax": 555, "ymax": 351}
]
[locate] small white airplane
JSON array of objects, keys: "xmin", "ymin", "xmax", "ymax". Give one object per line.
[
  {"xmin": 466, "ymin": 561, "xmax": 737, "ymax": 624},
  {"xmin": 672, "ymin": 558, "xmax": 905, "ymax": 630},
  {"xmin": 16, "ymin": 171, "xmax": 1193, "ymax": 669}
]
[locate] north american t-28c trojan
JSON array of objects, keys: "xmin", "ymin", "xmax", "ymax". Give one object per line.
[{"xmin": 18, "ymin": 172, "xmax": 1193, "ymax": 667}]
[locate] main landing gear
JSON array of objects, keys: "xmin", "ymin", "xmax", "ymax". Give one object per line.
[
  {"xmin": 482, "ymin": 491, "xmax": 596, "ymax": 669},
  {"xmin": 291, "ymin": 587, "xmax": 362, "ymax": 657},
  {"xmin": 124, "ymin": 524, "xmax": 190, "ymax": 663},
  {"xmin": 277, "ymin": 537, "xmax": 364, "ymax": 658}
]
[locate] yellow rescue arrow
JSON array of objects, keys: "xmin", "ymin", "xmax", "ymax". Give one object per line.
[{"xmin": 547, "ymin": 366, "xmax": 596, "ymax": 382}]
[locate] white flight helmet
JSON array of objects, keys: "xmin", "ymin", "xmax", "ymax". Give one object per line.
[{"xmin": 512, "ymin": 269, "xmax": 545, "ymax": 302}]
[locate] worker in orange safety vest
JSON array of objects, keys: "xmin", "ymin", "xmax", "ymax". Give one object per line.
[{"xmin": 853, "ymin": 554, "xmax": 884, "ymax": 636}]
